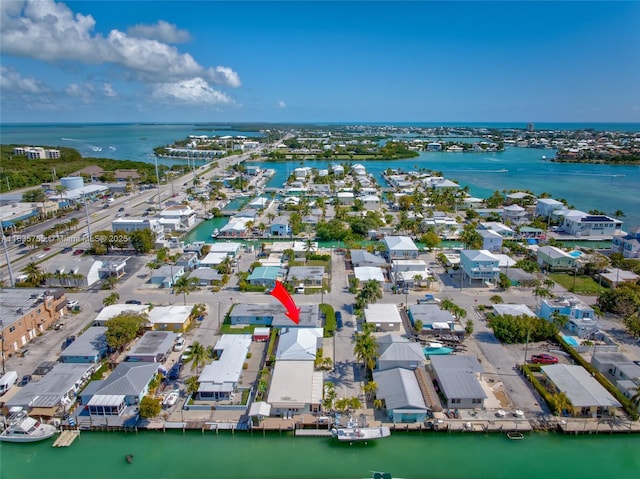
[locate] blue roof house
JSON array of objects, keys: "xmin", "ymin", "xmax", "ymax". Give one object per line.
[
  {"xmin": 460, "ymin": 250, "xmax": 500, "ymax": 286},
  {"xmin": 247, "ymin": 266, "xmax": 284, "ymax": 287}
]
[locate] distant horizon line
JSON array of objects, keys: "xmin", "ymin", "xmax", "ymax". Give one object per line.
[{"xmin": 3, "ymin": 121, "xmax": 639, "ymax": 126}]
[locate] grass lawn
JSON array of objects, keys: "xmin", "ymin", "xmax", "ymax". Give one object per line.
[
  {"xmin": 549, "ymin": 273, "xmax": 608, "ymax": 296},
  {"xmin": 219, "ymin": 323, "xmax": 257, "ymax": 334}
]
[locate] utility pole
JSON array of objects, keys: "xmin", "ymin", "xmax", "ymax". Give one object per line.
[
  {"xmin": 83, "ymin": 195, "xmax": 93, "ymax": 249},
  {"xmin": 523, "ymin": 328, "xmax": 530, "ymax": 366},
  {"xmin": 154, "ymin": 157, "xmax": 162, "ymax": 211},
  {"xmin": 0, "ymin": 222, "xmax": 15, "ymax": 288}
]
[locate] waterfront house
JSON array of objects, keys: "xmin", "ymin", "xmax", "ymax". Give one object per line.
[
  {"xmin": 478, "ymin": 221, "xmax": 516, "ymax": 238},
  {"xmin": 477, "ymin": 229, "xmax": 503, "ymax": 253},
  {"xmin": 537, "ymin": 296, "xmax": 598, "ymax": 338},
  {"xmin": 147, "ymin": 305, "xmax": 193, "ymax": 332},
  {"xmin": 591, "ymin": 352, "xmax": 640, "ymax": 400},
  {"xmin": 502, "ymin": 204, "xmax": 527, "ymax": 225},
  {"xmin": 229, "ymin": 303, "xmax": 320, "ymax": 328},
  {"xmin": 352, "ymin": 164, "xmax": 367, "ymax": 176},
  {"xmin": 275, "ymin": 328, "xmax": 323, "ymax": 361},
  {"xmin": 611, "ymin": 228, "xmax": 640, "ymax": 258},
  {"xmin": 536, "ymin": 245, "xmax": 576, "ymax": 271},
  {"xmin": 267, "ymin": 360, "xmax": 323, "ymax": 416},
  {"xmin": 248, "ymin": 197, "xmax": 270, "ymax": 209},
  {"xmin": 460, "ymin": 250, "xmax": 500, "ymax": 285},
  {"xmin": 197, "ymin": 335, "xmax": 252, "ymax": 401},
  {"xmin": 219, "ymin": 217, "xmax": 252, "ymax": 237},
  {"xmin": 364, "ymin": 303, "xmax": 403, "ymax": 332},
  {"xmin": 0, "ymin": 288, "xmax": 67, "ymax": 358},
  {"xmin": 337, "ymin": 191, "xmax": 355, "ymax": 206},
  {"xmin": 535, "ymin": 198, "xmax": 565, "ymax": 219},
  {"xmin": 331, "ymin": 164, "xmax": 344, "ymax": 177},
  {"xmin": 209, "ymin": 242, "xmax": 243, "ymax": 257},
  {"xmin": 160, "ymin": 205, "xmax": 197, "ymax": 230},
  {"xmin": 150, "ymin": 264, "xmax": 185, "ymax": 288},
  {"xmin": 518, "ymin": 226, "xmax": 546, "ymax": 240},
  {"xmin": 59, "ymin": 327, "xmax": 108, "ymax": 364},
  {"xmin": 373, "ymin": 368, "xmax": 429, "ymax": 423},
  {"xmin": 383, "ymin": 236, "xmax": 419, "ymax": 261},
  {"xmin": 6, "ymin": 363, "xmax": 94, "ymax": 417},
  {"xmin": 270, "ymin": 216, "xmax": 291, "ymax": 236},
  {"xmin": 287, "ymin": 265, "xmax": 325, "ymax": 288},
  {"xmin": 268, "ymin": 240, "xmax": 317, "ymax": 258},
  {"xmin": 540, "ymin": 364, "xmax": 622, "ymax": 417},
  {"xmin": 376, "ymin": 335, "xmax": 426, "ymax": 371},
  {"xmin": 429, "ymin": 355, "xmax": 487, "ymax": 409},
  {"xmin": 126, "ymin": 331, "xmax": 177, "ymax": 362},
  {"xmin": 247, "ymin": 266, "xmax": 285, "ymax": 288},
  {"xmin": 80, "ymin": 362, "xmax": 159, "ymax": 416},
  {"xmin": 559, "ymin": 211, "xmax": 622, "ymax": 237}
]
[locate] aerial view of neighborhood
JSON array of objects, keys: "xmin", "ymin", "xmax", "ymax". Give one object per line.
[{"xmin": 1, "ymin": 123, "xmax": 639, "ymax": 453}]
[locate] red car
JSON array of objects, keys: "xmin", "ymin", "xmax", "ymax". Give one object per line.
[
  {"xmin": 73, "ymin": 249, "xmax": 85, "ymax": 256},
  {"xmin": 531, "ymin": 353, "xmax": 558, "ymax": 364}
]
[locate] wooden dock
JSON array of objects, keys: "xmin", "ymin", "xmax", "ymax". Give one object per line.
[{"xmin": 52, "ymin": 429, "xmax": 80, "ymax": 447}]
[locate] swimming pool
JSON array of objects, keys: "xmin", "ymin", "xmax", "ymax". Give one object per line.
[
  {"xmin": 560, "ymin": 334, "xmax": 579, "ymax": 347},
  {"xmin": 568, "ymin": 250, "xmax": 584, "ymax": 258}
]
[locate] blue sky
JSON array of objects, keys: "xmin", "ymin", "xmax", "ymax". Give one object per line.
[{"xmin": 1, "ymin": 1, "xmax": 639, "ymax": 123}]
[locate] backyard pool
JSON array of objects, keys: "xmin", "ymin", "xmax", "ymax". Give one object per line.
[
  {"xmin": 568, "ymin": 250, "xmax": 584, "ymax": 258},
  {"xmin": 560, "ymin": 333, "xmax": 579, "ymax": 347}
]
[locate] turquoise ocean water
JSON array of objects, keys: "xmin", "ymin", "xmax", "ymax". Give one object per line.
[
  {"xmin": 1, "ymin": 430, "xmax": 639, "ymax": 479},
  {"xmin": 2, "ymin": 122, "xmax": 638, "ymax": 227}
]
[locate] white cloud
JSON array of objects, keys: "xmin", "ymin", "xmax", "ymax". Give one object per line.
[
  {"xmin": 152, "ymin": 78, "xmax": 233, "ymax": 105},
  {"xmin": 0, "ymin": 65, "xmax": 50, "ymax": 94},
  {"xmin": 0, "ymin": 0, "xmax": 240, "ymax": 87},
  {"xmin": 127, "ymin": 20, "xmax": 191, "ymax": 44},
  {"xmin": 103, "ymin": 82, "xmax": 117, "ymax": 97},
  {"xmin": 277, "ymin": 100, "xmax": 287, "ymax": 109},
  {"xmin": 65, "ymin": 81, "xmax": 95, "ymax": 103}
]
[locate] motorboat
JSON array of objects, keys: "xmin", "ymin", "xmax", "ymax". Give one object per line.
[
  {"xmin": 506, "ymin": 431, "xmax": 524, "ymax": 440},
  {"xmin": 163, "ymin": 389, "xmax": 180, "ymax": 408},
  {"xmin": 0, "ymin": 413, "xmax": 58, "ymax": 443},
  {"xmin": 211, "ymin": 229, "xmax": 219, "ymax": 238},
  {"xmin": 331, "ymin": 415, "xmax": 391, "ymax": 443}
]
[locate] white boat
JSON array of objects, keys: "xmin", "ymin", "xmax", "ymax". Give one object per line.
[
  {"xmin": 331, "ymin": 416, "xmax": 390, "ymax": 443},
  {"xmin": 427, "ymin": 342, "xmax": 444, "ymax": 349},
  {"xmin": 211, "ymin": 228, "xmax": 219, "ymax": 238},
  {"xmin": 163, "ymin": 390, "xmax": 180, "ymax": 408},
  {"xmin": 0, "ymin": 413, "xmax": 58, "ymax": 443}
]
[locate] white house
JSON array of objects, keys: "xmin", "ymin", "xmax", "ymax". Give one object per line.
[
  {"xmin": 267, "ymin": 360, "xmax": 323, "ymax": 416},
  {"xmin": 460, "ymin": 250, "xmax": 500, "ymax": 285},
  {"xmin": 364, "ymin": 303, "xmax": 403, "ymax": 332},
  {"xmin": 270, "ymin": 216, "xmax": 291, "ymax": 236},
  {"xmin": 360, "ymin": 194, "xmax": 380, "ymax": 211},
  {"xmin": 536, "ymin": 198, "xmax": 565, "ymax": 218},
  {"xmin": 159, "ymin": 205, "xmax": 197, "ymax": 230},
  {"xmin": 383, "ymin": 236, "xmax": 419, "ymax": 261},
  {"xmin": 559, "ymin": 211, "xmax": 623, "ymax": 237},
  {"xmin": 112, "ymin": 217, "xmax": 164, "ymax": 240},
  {"xmin": 477, "ymin": 228, "xmax": 503, "ymax": 253}
]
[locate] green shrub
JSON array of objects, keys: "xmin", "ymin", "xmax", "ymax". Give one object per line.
[
  {"xmin": 319, "ymin": 303, "xmax": 336, "ymax": 337},
  {"xmin": 139, "ymin": 396, "xmax": 162, "ymax": 418}
]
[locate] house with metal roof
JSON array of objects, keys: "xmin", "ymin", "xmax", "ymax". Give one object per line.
[
  {"xmin": 460, "ymin": 249, "xmax": 500, "ymax": 285},
  {"xmin": 429, "ymin": 355, "xmax": 487, "ymax": 409},
  {"xmin": 376, "ymin": 335, "xmax": 425, "ymax": 371},
  {"xmin": 373, "ymin": 367, "xmax": 429, "ymax": 423},
  {"xmin": 93, "ymin": 303, "xmax": 149, "ymax": 326},
  {"xmin": 354, "ymin": 266, "xmax": 386, "ymax": 285},
  {"xmin": 5, "ymin": 363, "xmax": 95, "ymax": 417},
  {"xmin": 477, "ymin": 228, "xmax": 503, "ymax": 253},
  {"xmin": 230, "ymin": 303, "xmax": 320, "ymax": 328},
  {"xmin": 540, "ymin": 364, "xmax": 622, "ymax": 417},
  {"xmin": 383, "ymin": 236, "xmax": 419, "ymax": 261},
  {"xmin": 79, "ymin": 362, "xmax": 160, "ymax": 416},
  {"xmin": 267, "ymin": 360, "xmax": 323, "ymax": 416},
  {"xmin": 287, "ymin": 265, "xmax": 324, "ymax": 287},
  {"xmin": 59, "ymin": 326, "xmax": 108, "ymax": 364},
  {"xmin": 270, "ymin": 216, "xmax": 291, "ymax": 236},
  {"xmin": 407, "ymin": 304, "xmax": 458, "ymax": 332},
  {"xmin": 275, "ymin": 328, "xmax": 323, "ymax": 361},
  {"xmin": 197, "ymin": 334, "xmax": 252, "ymax": 401},
  {"xmin": 536, "ymin": 245, "xmax": 576, "ymax": 271},
  {"xmin": 248, "ymin": 266, "xmax": 285, "ymax": 287},
  {"xmin": 364, "ymin": 303, "xmax": 403, "ymax": 332},
  {"xmin": 126, "ymin": 331, "xmax": 177, "ymax": 363},
  {"xmin": 350, "ymin": 249, "xmax": 387, "ymax": 268},
  {"xmin": 147, "ymin": 305, "xmax": 193, "ymax": 332},
  {"xmin": 189, "ymin": 267, "xmax": 224, "ymax": 286},
  {"xmin": 150, "ymin": 264, "xmax": 185, "ymax": 288},
  {"xmin": 591, "ymin": 352, "xmax": 640, "ymax": 401},
  {"xmin": 492, "ymin": 304, "xmax": 537, "ymax": 318}
]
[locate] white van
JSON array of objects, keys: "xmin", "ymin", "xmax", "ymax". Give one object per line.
[
  {"xmin": 0, "ymin": 371, "xmax": 18, "ymax": 395},
  {"xmin": 296, "ymin": 283, "xmax": 305, "ymax": 294}
]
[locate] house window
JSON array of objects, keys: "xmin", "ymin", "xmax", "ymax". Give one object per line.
[
  {"xmin": 472, "ymin": 398, "xmax": 482, "ymax": 404},
  {"xmin": 9, "ymin": 326, "xmax": 15, "ymax": 333},
  {"xmin": 451, "ymin": 398, "xmax": 461, "ymax": 404}
]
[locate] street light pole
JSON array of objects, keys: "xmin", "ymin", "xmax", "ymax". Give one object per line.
[
  {"xmin": 0, "ymin": 222, "xmax": 15, "ymax": 287},
  {"xmin": 154, "ymin": 157, "xmax": 162, "ymax": 211}
]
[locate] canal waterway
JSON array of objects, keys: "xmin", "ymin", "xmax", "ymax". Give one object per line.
[{"xmin": 1, "ymin": 430, "xmax": 638, "ymax": 479}]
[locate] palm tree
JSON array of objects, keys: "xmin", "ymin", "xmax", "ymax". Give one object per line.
[
  {"xmin": 552, "ymin": 392, "xmax": 572, "ymax": 416},
  {"xmin": 322, "ymin": 382, "xmax": 337, "ymax": 412},
  {"xmin": 353, "ymin": 327, "xmax": 379, "ymax": 379},
  {"xmin": 183, "ymin": 341, "xmax": 213, "ymax": 373},
  {"xmin": 630, "ymin": 384, "xmax": 640, "ymax": 412},
  {"xmin": 23, "ymin": 262, "xmax": 44, "ymax": 286},
  {"xmin": 103, "ymin": 292, "xmax": 120, "ymax": 307},
  {"xmin": 362, "ymin": 381, "xmax": 378, "ymax": 401},
  {"xmin": 173, "ymin": 276, "xmax": 199, "ymax": 306}
]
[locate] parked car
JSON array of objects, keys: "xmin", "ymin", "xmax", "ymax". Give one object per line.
[
  {"xmin": 18, "ymin": 375, "xmax": 32, "ymax": 387},
  {"xmin": 168, "ymin": 362, "xmax": 183, "ymax": 380},
  {"xmin": 335, "ymin": 311, "xmax": 343, "ymax": 331},
  {"xmin": 531, "ymin": 353, "xmax": 558, "ymax": 364},
  {"xmin": 73, "ymin": 249, "xmax": 84, "ymax": 255},
  {"xmin": 125, "ymin": 299, "xmax": 142, "ymax": 305},
  {"xmin": 173, "ymin": 338, "xmax": 186, "ymax": 352},
  {"xmin": 118, "ymin": 207, "xmax": 125, "ymax": 212},
  {"xmin": 62, "ymin": 247, "xmax": 73, "ymax": 253},
  {"xmin": 66, "ymin": 300, "xmax": 79, "ymax": 309}
]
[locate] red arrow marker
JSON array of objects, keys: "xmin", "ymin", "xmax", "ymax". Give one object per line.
[{"xmin": 270, "ymin": 280, "xmax": 301, "ymax": 324}]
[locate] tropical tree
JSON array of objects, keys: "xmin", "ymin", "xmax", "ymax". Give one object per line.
[
  {"xmin": 139, "ymin": 395, "xmax": 162, "ymax": 418},
  {"xmin": 322, "ymin": 382, "xmax": 337, "ymax": 412},
  {"xmin": 630, "ymin": 384, "xmax": 640, "ymax": 412},
  {"xmin": 105, "ymin": 312, "xmax": 148, "ymax": 351},
  {"xmin": 103, "ymin": 292, "xmax": 120, "ymax": 307},
  {"xmin": 183, "ymin": 341, "xmax": 213, "ymax": 373},
  {"xmin": 414, "ymin": 319, "xmax": 424, "ymax": 334},
  {"xmin": 185, "ymin": 376, "xmax": 200, "ymax": 396},
  {"xmin": 353, "ymin": 324, "xmax": 379, "ymax": 378},
  {"xmin": 552, "ymin": 392, "xmax": 572, "ymax": 416},
  {"xmin": 173, "ymin": 276, "xmax": 199, "ymax": 306},
  {"xmin": 23, "ymin": 262, "xmax": 44, "ymax": 286},
  {"xmin": 362, "ymin": 381, "xmax": 378, "ymax": 401}
]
